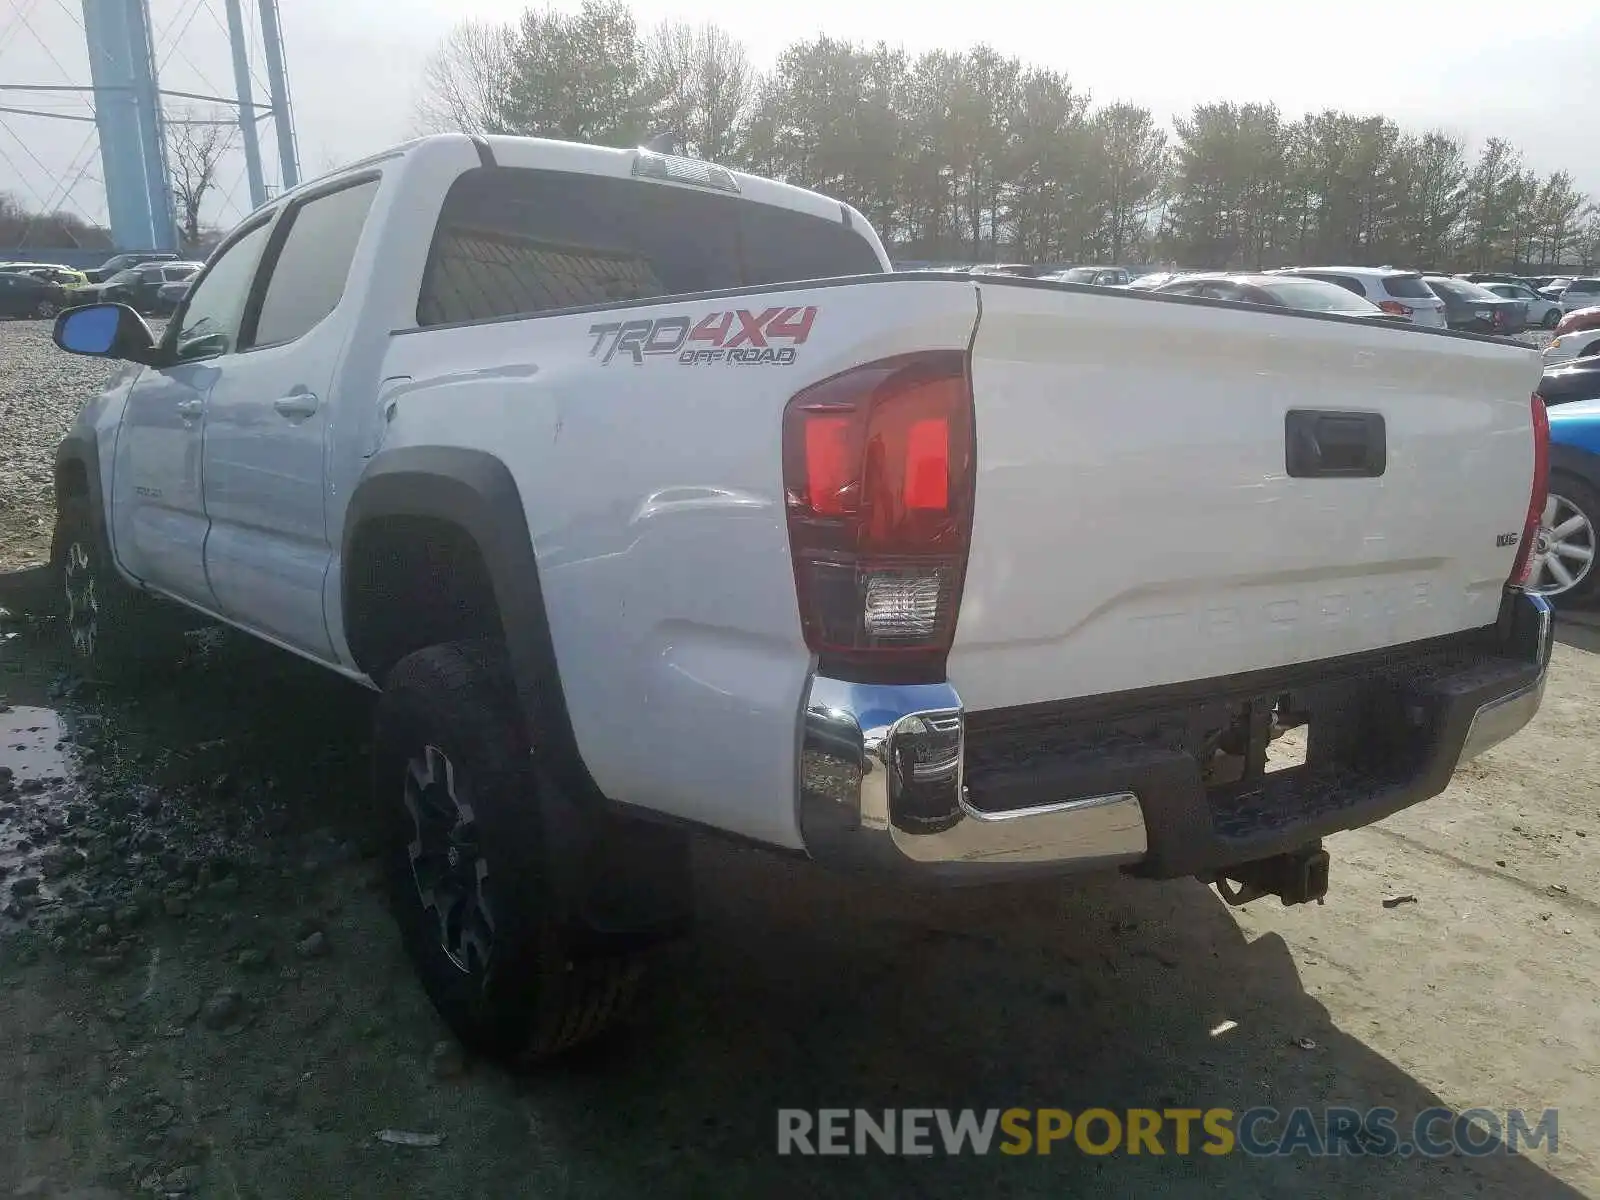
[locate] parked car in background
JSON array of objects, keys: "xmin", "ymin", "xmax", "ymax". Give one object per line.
[
  {"xmin": 967, "ymin": 263, "xmax": 1037, "ymax": 277},
  {"xmin": 1270, "ymin": 266, "xmax": 1448, "ymax": 328},
  {"xmin": 0, "ymin": 269, "xmax": 69, "ymax": 318},
  {"xmin": 85, "ymin": 261, "xmax": 201, "ymax": 314},
  {"xmin": 1481, "ymin": 281, "xmax": 1564, "ymax": 328},
  {"xmin": 1151, "ymin": 273, "xmax": 1399, "ymax": 320},
  {"xmin": 1554, "ymin": 307, "xmax": 1600, "ymax": 337},
  {"xmin": 83, "ymin": 250, "xmax": 180, "ymax": 284},
  {"xmin": 1, "ymin": 262, "xmax": 88, "ymax": 288},
  {"xmin": 1545, "ymin": 307, "xmax": 1600, "ymax": 368},
  {"xmin": 1540, "ymin": 278, "xmax": 1574, "ymax": 301},
  {"xmin": 1125, "ymin": 270, "xmax": 1193, "ymax": 290},
  {"xmin": 1539, "ymin": 399, "xmax": 1600, "ymax": 603},
  {"xmin": 1041, "ymin": 266, "xmax": 1134, "ymax": 286},
  {"xmin": 1423, "ymin": 275, "xmax": 1524, "ymax": 334},
  {"xmin": 1558, "ymin": 278, "xmax": 1600, "ymax": 314},
  {"xmin": 1457, "ymin": 272, "xmax": 1529, "ymax": 288},
  {"xmin": 152, "ymin": 278, "xmax": 191, "ymax": 316},
  {"xmin": 1540, "ymin": 357, "xmax": 1600, "ymax": 408},
  {"xmin": 1528, "ymin": 276, "xmax": 1561, "ymax": 291}
]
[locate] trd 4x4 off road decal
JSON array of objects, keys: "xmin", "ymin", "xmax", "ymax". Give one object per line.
[{"xmin": 588, "ymin": 305, "xmax": 818, "ymax": 366}]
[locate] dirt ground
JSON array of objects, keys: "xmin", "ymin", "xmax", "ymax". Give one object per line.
[{"xmin": 0, "ymin": 568, "xmax": 1595, "ymax": 1199}]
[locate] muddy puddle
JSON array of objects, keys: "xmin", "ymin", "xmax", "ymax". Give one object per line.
[
  {"xmin": 0, "ymin": 625, "xmax": 85, "ymax": 925},
  {"xmin": 0, "ymin": 612, "xmax": 378, "ymax": 938},
  {"xmin": 0, "ymin": 703, "xmax": 76, "ymax": 862}
]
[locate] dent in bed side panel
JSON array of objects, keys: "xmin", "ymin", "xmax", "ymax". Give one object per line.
[{"xmin": 374, "ymin": 279, "xmax": 980, "ymax": 849}]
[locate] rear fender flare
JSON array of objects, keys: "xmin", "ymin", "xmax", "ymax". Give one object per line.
[
  {"xmin": 343, "ymin": 447, "xmax": 692, "ymax": 941},
  {"xmin": 341, "ymin": 446, "xmax": 600, "ymax": 801}
]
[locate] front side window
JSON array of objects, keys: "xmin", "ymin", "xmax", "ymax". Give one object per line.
[
  {"xmin": 172, "ymin": 220, "xmax": 273, "ymax": 361},
  {"xmin": 416, "ymin": 166, "xmax": 883, "ymax": 327},
  {"xmin": 250, "ymin": 178, "xmax": 379, "ymax": 348}
]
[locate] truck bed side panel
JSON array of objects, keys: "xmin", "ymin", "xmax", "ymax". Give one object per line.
[{"xmin": 378, "ymin": 279, "xmax": 980, "ymax": 849}]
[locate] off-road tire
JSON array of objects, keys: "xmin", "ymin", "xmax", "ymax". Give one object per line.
[
  {"xmin": 373, "ymin": 639, "xmax": 645, "ymax": 1063},
  {"xmin": 52, "ymin": 495, "xmax": 188, "ymax": 670}
]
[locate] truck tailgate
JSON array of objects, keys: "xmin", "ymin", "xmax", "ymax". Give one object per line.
[{"xmin": 948, "ymin": 282, "xmax": 1544, "ymax": 712}]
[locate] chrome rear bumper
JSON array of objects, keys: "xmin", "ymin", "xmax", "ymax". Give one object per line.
[
  {"xmin": 796, "ymin": 592, "xmax": 1551, "ymax": 883},
  {"xmin": 798, "ymin": 677, "xmax": 1148, "ymax": 881}
]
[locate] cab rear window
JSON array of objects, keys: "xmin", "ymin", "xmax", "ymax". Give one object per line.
[{"xmin": 416, "ymin": 166, "xmax": 883, "ymax": 327}]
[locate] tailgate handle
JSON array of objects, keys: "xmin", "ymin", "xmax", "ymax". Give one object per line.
[{"xmin": 1285, "ymin": 410, "xmax": 1385, "ymax": 478}]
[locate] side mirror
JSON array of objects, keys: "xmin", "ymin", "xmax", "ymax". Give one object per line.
[{"xmin": 53, "ymin": 303, "xmax": 156, "ymax": 363}]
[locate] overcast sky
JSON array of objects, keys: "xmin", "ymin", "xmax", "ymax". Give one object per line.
[{"xmin": 2, "ymin": 0, "xmax": 1596, "ymax": 231}]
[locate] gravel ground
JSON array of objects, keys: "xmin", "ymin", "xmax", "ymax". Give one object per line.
[
  {"xmin": 0, "ymin": 320, "xmax": 122, "ymax": 570},
  {"xmin": 0, "ymin": 319, "xmax": 1595, "ymax": 1199}
]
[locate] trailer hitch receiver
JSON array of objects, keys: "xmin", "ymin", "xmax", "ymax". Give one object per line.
[{"xmin": 1209, "ymin": 842, "xmax": 1330, "ymax": 907}]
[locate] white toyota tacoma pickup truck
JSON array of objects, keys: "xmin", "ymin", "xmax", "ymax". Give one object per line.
[{"xmin": 48, "ymin": 133, "xmax": 1554, "ymax": 1062}]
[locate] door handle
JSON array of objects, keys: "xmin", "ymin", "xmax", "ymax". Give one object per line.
[
  {"xmin": 1285, "ymin": 410, "xmax": 1386, "ymax": 478},
  {"xmin": 273, "ymin": 392, "xmax": 320, "ymax": 419},
  {"xmin": 176, "ymin": 398, "xmax": 204, "ymax": 418}
]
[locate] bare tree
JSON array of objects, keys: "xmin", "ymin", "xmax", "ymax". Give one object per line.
[
  {"xmin": 644, "ymin": 20, "xmax": 754, "ymax": 162},
  {"xmin": 414, "ymin": 19, "xmax": 517, "ymax": 135},
  {"xmin": 167, "ymin": 111, "xmax": 236, "ymax": 248}
]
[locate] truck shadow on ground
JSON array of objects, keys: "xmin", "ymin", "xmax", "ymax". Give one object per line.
[{"xmin": 0, "ymin": 568, "xmax": 1584, "ymax": 1199}]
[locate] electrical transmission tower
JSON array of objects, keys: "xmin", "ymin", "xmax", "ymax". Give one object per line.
[{"xmin": 0, "ymin": 0, "xmax": 300, "ymax": 252}]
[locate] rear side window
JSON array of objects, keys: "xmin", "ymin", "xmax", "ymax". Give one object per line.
[
  {"xmin": 1300, "ymin": 272, "xmax": 1366, "ymax": 297},
  {"xmin": 416, "ymin": 167, "xmax": 883, "ymax": 327},
  {"xmin": 1260, "ymin": 280, "xmax": 1378, "ymax": 314},
  {"xmin": 250, "ymin": 178, "xmax": 380, "ymax": 348},
  {"xmin": 1382, "ymin": 274, "xmax": 1435, "ymax": 299}
]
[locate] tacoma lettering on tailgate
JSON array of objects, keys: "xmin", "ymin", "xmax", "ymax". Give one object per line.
[{"xmin": 588, "ymin": 306, "xmax": 818, "ymax": 366}]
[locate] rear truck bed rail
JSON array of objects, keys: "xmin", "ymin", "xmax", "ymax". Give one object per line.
[{"xmin": 797, "ymin": 588, "xmax": 1551, "ymax": 887}]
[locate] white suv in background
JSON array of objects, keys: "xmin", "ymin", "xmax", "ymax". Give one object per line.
[
  {"xmin": 1270, "ymin": 266, "xmax": 1449, "ymax": 329},
  {"xmin": 1558, "ymin": 278, "xmax": 1600, "ymax": 314}
]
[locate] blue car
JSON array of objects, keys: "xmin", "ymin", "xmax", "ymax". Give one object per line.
[{"xmin": 1541, "ymin": 398, "xmax": 1600, "ymax": 602}]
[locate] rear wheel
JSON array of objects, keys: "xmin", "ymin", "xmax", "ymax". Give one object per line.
[
  {"xmin": 1542, "ymin": 307, "xmax": 1562, "ymax": 329},
  {"xmin": 1528, "ymin": 473, "xmax": 1600, "ymax": 605},
  {"xmin": 374, "ymin": 640, "xmax": 648, "ymax": 1063},
  {"xmin": 33, "ymin": 299, "xmax": 59, "ymax": 319}
]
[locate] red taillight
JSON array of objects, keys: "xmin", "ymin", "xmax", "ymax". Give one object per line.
[
  {"xmin": 1510, "ymin": 393, "xmax": 1550, "ymax": 589},
  {"xmin": 1379, "ymin": 300, "xmax": 1413, "ymax": 318},
  {"xmin": 782, "ymin": 350, "xmax": 975, "ymax": 675}
]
